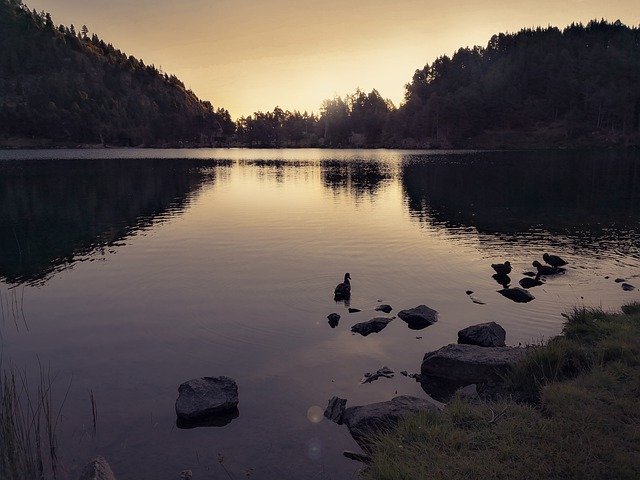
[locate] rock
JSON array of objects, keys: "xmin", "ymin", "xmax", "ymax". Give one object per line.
[
  {"xmin": 342, "ymin": 396, "xmax": 441, "ymax": 449},
  {"xmin": 348, "ymin": 308, "xmax": 361, "ymax": 313},
  {"xmin": 327, "ymin": 313, "xmax": 340, "ymax": 328},
  {"xmin": 179, "ymin": 471, "xmax": 193, "ymax": 480},
  {"xmin": 175, "ymin": 377, "xmax": 238, "ymax": 421},
  {"xmin": 375, "ymin": 304, "xmax": 393, "ymax": 314},
  {"xmin": 343, "ymin": 451, "xmax": 372, "ymax": 464},
  {"xmin": 398, "ymin": 305, "xmax": 438, "ymax": 330},
  {"xmin": 351, "ymin": 317, "xmax": 393, "ymax": 336},
  {"xmin": 324, "ymin": 396, "xmax": 347, "ymax": 424},
  {"xmin": 458, "ymin": 322, "xmax": 506, "ymax": 347},
  {"xmin": 465, "ymin": 290, "xmax": 474, "ymax": 295},
  {"xmin": 455, "ymin": 384, "xmax": 480, "ymax": 403},
  {"xmin": 519, "ymin": 277, "xmax": 544, "ymax": 289},
  {"xmin": 470, "ymin": 296, "xmax": 486, "ymax": 305},
  {"xmin": 622, "ymin": 283, "xmax": 636, "ymax": 291},
  {"xmin": 421, "ymin": 344, "xmax": 527, "ymax": 385},
  {"xmin": 615, "ymin": 278, "xmax": 626, "ymax": 283},
  {"xmin": 79, "ymin": 457, "xmax": 116, "ymax": 480},
  {"xmin": 361, "ymin": 366, "xmax": 394, "ymax": 384},
  {"xmin": 499, "ymin": 287, "xmax": 534, "ymax": 303}
]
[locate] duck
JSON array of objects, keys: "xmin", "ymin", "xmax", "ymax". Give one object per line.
[
  {"xmin": 491, "ymin": 261, "xmax": 512, "ymax": 276},
  {"xmin": 532, "ymin": 260, "xmax": 560, "ymax": 276},
  {"xmin": 543, "ymin": 253, "xmax": 568, "ymax": 268},
  {"xmin": 334, "ymin": 273, "xmax": 351, "ymax": 299}
]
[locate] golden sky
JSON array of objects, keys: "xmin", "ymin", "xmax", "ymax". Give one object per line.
[{"xmin": 27, "ymin": 0, "xmax": 640, "ymax": 117}]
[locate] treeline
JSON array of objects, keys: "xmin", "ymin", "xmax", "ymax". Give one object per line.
[
  {"xmin": 1, "ymin": 0, "xmax": 639, "ymax": 148},
  {"xmin": 236, "ymin": 21, "xmax": 640, "ymax": 148},
  {"xmin": 0, "ymin": 0, "xmax": 234, "ymax": 147}
]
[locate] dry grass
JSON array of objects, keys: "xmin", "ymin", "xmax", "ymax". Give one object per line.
[{"xmin": 363, "ymin": 304, "xmax": 640, "ymax": 480}]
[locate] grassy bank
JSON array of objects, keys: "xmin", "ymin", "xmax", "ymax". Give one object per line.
[{"xmin": 364, "ymin": 303, "xmax": 640, "ymax": 480}]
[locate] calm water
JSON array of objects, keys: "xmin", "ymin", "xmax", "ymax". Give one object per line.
[{"xmin": 1, "ymin": 149, "xmax": 639, "ymax": 479}]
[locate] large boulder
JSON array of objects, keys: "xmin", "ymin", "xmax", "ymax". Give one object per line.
[
  {"xmin": 351, "ymin": 317, "xmax": 393, "ymax": 336},
  {"xmin": 421, "ymin": 344, "xmax": 527, "ymax": 385},
  {"xmin": 78, "ymin": 457, "xmax": 116, "ymax": 480},
  {"xmin": 458, "ymin": 322, "xmax": 506, "ymax": 347},
  {"xmin": 175, "ymin": 376, "xmax": 238, "ymax": 421},
  {"xmin": 342, "ymin": 396, "xmax": 441, "ymax": 450},
  {"xmin": 397, "ymin": 305, "xmax": 438, "ymax": 330}
]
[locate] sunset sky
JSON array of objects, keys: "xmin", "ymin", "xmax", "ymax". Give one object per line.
[{"xmin": 27, "ymin": 0, "xmax": 640, "ymax": 117}]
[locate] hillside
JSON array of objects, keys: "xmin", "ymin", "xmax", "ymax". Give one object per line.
[{"xmin": 0, "ymin": 0, "xmax": 234, "ymax": 147}]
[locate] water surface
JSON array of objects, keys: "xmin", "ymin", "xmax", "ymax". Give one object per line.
[{"xmin": 1, "ymin": 149, "xmax": 639, "ymax": 479}]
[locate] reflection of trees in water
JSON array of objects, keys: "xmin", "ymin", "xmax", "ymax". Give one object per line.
[
  {"xmin": 401, "ymin": 151, "xmax": 640, "ymax": 251},
  {"xmin": 0, "ymin": 158, "xmax": 230, "ymax": 285},
  {"xmin": 321, "ymin": 160, "xmax": 392, "ymax": 197}
]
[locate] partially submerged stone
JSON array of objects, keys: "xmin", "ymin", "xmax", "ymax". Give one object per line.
[
  {"xmin": 360, "ymin": 366, "xmax": 394, "ymax": 384},
  {"xmin": 348, "ymin": 308, "xmax": 362, "ymax": 313},
  {"xmin": 421, "ymin": 344, "xmax": 527, "ymax": 385},
  {"xmin": 79, "ymin": 457, "xmax": 116, "ymax": 480},
  {"xmin": 499, "ymin": 287, "xmax": 535, "ymax": 303},
  {"xmin": 351, "ymin": 317, "xmax": 393, "ymax": 336},
  {"xmin": 324, "ymin": 396, "xmax": 347, "ymax": 424},
  {"xmin": 375, "ymin": 304, "xmax": 393, "ymax": 314},
  {"xmin": 327, "ymin": 313, "xmax": 340, "ymax": 328},
  {"xmin": 342, "ymin": 395, "xmax": 441, "ymax": 450},
  {"xmin": 622, "ymin": 283, "xmax": 636, "ymax": 291},
  {"xmin": 398, "ymin": 305, "xmax": 438, "ymax": 330},
  {"xmin": 175, "ymin": 376, "xmax": 238, "ymax": 421},
  {"xmin": 458, "ymin": 322, "xmax": 506, "ymax": 347}
]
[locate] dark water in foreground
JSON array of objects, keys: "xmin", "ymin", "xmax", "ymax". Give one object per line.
[{"xmin": 1, "ymin": 149, "xmax": 639, "ymax": 479}]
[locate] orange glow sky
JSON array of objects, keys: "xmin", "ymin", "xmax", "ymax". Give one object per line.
[{"xmin": 27, "ymin": 0, "xmax": 640, "ymax": 117}]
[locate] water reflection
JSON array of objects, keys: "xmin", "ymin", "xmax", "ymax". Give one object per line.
[
  {"xmin": 0, "ymin": 158, "xmax": 230, "ymax": 285},
  {"xmin": 401, "ymin": 150, "xmax": 640, "ymax": 254}
]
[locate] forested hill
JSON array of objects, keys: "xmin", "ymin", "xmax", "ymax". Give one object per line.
[
  {"xmin": 395, "ymin": 20, "xmax": 640, "ymax": 148},
  {"xmin": 0, "ymin": 0, "xmax": 234, "ymax": 147}
]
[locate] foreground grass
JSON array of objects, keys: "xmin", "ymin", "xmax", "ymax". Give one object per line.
[
  {"xmin": 0, "ymin": 365, "xmax": 64, "ymax": 480},
  {"xmin": 364, "ymin": 303, "xmax": 640, "ymax": 480}
]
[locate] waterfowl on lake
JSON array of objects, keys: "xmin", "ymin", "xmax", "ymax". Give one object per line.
[
  {"xmin": 532, "ymin": 260, "xmax": 561, "ymax": 276},
  {"xmin": 543, "ymin": 253, "xmax": 568, "ymax": 268},
  {"xmin": 491, "ymin": 261, "xmax": 512, "ymax": 276},
  {"xmin": 334, "ymin": 273, "xmax": 351, "ymax": 299},
  {"xmin": 492, "ymin": 273, "xmax": 511, "ymax": 289}
]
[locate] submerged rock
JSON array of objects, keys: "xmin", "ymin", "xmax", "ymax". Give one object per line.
[
  {"xmin": 421, "ymin": 344, "xmax": 527, "ymax": 385},
  {"xmin": 499, "ymin": 287, "xmax": 535, "ymax": 303},
  {"xmin": 342, "ymin": 395, "xmax": 441, "ymax": 450},
  {"xmin": 175, "ymin": 377, "xmax": 238, "ymax": 421},
  {"xmin": 351, "ymin": 317, "xmax": 393, "ymax": 336},
  {"xmin": 375, "ymin": 304, "xmax": 393, "ymax": 314},
  {"xmin": 398, "ymin": 305, "xmax": 438, "ymax": 330},
  {"xmin": 465, "ymin": 290, "xmax": 474, "ymax": 295},
  {"xmin": 622, "ymin": 283, "xmax": 636, "ymax": 291},
  {"xmin": 324, "ymin": 396, "xmax": 347, "ymax": 424},
  {"xmin": 348, "ymin": 308, "xmax": 361, "ymax": 313},
  {"xmin": 79, "ymin": 457, "xmax": 116, "ymax": 480},
  {"xmin": 458, "ymin": 322, "xmax": 506, "ymax": 347},
  {"xmin": 519, "ymin": 277, "xmax": 544, "ymax": 289},
  {"xmin": 615, "ymin": 278, "xmax": 626, "ymax": 283},
  {"xmin": 327, "ymin": 313, "xmax": 340, "ymax": 328},
  {"xmin": 361, "ymin": 366, "xmax": 394, "ymax": 384},
  {"xmin": 179, "ymin": 471, "xmax": 193, "ymax": 480},
  {"xmin": 343, "ymin": 450, "xmax": 372, "ymax": 464}
]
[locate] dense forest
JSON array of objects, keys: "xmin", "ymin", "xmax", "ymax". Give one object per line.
[
  {"xmin": 1, "ymin": 0, "xmax": 639, "ymax": 148},
  {"xmin": 0, "ymin": 0, "xmax": 234, "ymax": 147}
]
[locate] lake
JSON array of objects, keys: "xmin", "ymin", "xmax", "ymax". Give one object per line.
[{"xmin": 1, "ymin": 148, "xmax": 639, "ymax": 479}]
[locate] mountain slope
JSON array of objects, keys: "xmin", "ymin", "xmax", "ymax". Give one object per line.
[{"xmin": 0, "ymin": 0, "xmax": 234, "ymax": 147}]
